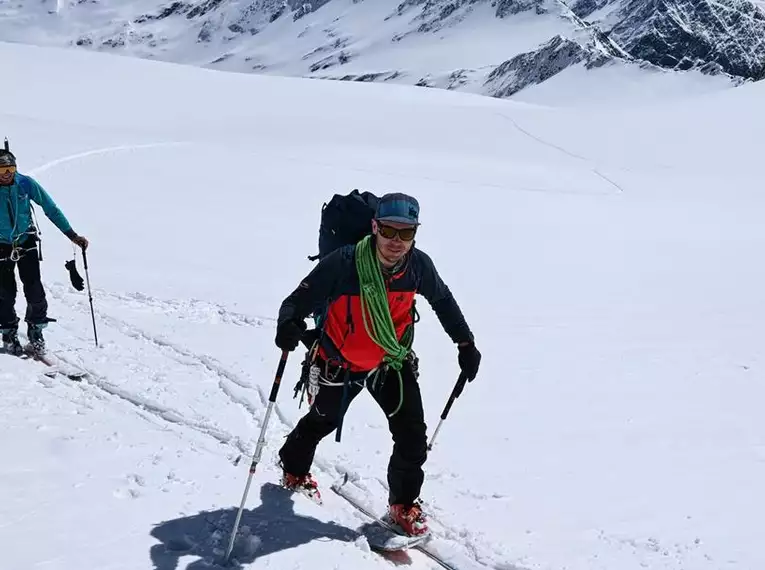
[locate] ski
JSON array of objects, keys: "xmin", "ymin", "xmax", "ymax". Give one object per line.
[
  {"xmin": 359, "ymin": 521, "xmax": 429, "ymax": 553},
  {"xmin": 330, "ymin": 473, "xmax": 431, "ymax": 552},
  {"xmin": 331, "ymin": 474, "xmax": 469, "ymax": 570},
  {"xmin": 22, "ymin": 344, "xmax": 88, "ymax": 381},
  {"xmin": 280, "ymin": 474, "xmax": 425, "ymax": 553},
  {"xmin": 2, "ymin": 348, "xmax": 65, "ymax": 380}
]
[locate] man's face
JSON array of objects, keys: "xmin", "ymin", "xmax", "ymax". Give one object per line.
[
  {"xmin": 372, "ymin": 219, "xmax": 417, "ymax": 266},
  {"xmin": 0, "ymin": 166, "xmax": 15, "ymax": 186}
]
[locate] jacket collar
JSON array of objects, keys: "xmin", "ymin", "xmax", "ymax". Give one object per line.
[
  {"xmin": 371, "ymin": 235, "xmax": 413, "ymax": 280},
  {"xmin": 0, "ymin": 175, "xmax": 19, "ymax": 192}
]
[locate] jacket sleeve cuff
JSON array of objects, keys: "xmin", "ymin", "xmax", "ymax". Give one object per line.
[{"xmin": 64, "ymin": 229, "xmax": 78, "ymax": 240}]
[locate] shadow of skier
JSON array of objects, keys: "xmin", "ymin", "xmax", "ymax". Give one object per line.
[{"xmin": 149, "ymin": 482, "xmax": 359, "ymax": 569}]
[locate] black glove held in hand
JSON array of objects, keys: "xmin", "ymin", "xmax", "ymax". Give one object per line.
[
  {"xmin": 275, "ymin": 319, "xmax": 307, "ymax": 351},
  {"xmin": 458, "ymin": 342, "xmax": 481, "ymax": 381},
  {"xmin": 65, "ymin": 259, "xmax": 84, "ymax": 291}
]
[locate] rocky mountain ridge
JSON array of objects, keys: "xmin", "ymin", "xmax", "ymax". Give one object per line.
[{"xmin": 0, "ymin": 0, "xmax": 761, "ymax": 98}]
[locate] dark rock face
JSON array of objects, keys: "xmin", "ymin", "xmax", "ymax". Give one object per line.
[
  {"xmin": 494, "ymin": 0, "xmax": 548, "ymax": 17},
  {"xmin": 569, "ymin": 0, "xmax": 616, "ymax": 18},
  {"xmin": 287, "ymin": 0, "xmax": 334, "ymax": 21},
  {"xmin": 187, "ymin": 0, "xmax": 226, "ymax": 19},
  {"xmin": 395, "ymin": 0, "xmax": 765, "ymax": 80},
  {"xmin": 573, "ymin": 0, "xmax": 765, "ymax": 80},
  {"xmin": 133, "ymin": 0, "xmax": 335, "ymax": 31},
  {"xmin": 484, "ymin": 35, "xmax": 611, "ymax": 97},
  {"xmin": 133, "ymin": 2, "xmax": 192, "ymax": 23},
  {"xmin": 395, "ymin": 0, "xmax": 546, "ymax": 19}
]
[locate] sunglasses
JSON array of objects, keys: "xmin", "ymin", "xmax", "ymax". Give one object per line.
[
  {"xmin": 0, "ymin": 166, "xmax": 16, "ymax": 176},
  {"xmin": 377, "ymin": 222, "xmax": 417, "ymax": 242}
]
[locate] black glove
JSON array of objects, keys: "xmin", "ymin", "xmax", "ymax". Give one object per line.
[
  {"xmin": 65, "ymin": 229, "xmax": 89, "ymax": 251},
  {"xmin": 65, "ymin": 259, "xmax": 84, "ymax": 291},
  {"xmin": 275, "ymin": 318, "xmax": 307, "ymax": 352},
  {"xmin": 458, "ymin": 342, "xmax": 481, "ymax": 381}
]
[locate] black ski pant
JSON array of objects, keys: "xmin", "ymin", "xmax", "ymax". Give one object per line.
[
  {"xmin": 0, "ymin": 239, "xmax": 47, "ymax": 331},
  {"xmin": 279, "ymin": 358, "xmax": 428, "ymax": 506}
]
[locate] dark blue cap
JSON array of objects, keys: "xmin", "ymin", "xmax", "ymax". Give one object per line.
[{"xmin": 375, "ymin": 193, "xmax": 420, "ymax": 225}]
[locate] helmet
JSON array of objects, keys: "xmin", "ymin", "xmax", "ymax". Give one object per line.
[
  {"xmin": 0, "ymin": 137, "xmax": 15, "ymax": 167},
  {"xmin": 0, "ymin": 150, "xmax": 16, "ymax": 167},
  {"xmin": 0, "ymin": 143, "xmax": 17, "ymax": 186}
]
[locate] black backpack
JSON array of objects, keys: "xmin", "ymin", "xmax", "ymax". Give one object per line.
[{"xmin": 309, "ymin": 189, "xmax": 379, "ymax": 261}]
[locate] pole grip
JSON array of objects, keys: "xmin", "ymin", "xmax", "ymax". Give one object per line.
[
  {"xmin": 268, "ymin": 350, "xmax": 289, "ymax": 403},
  {"xmin": 440, "ymin": 372, "xmax": 468, "ymax": 420}
]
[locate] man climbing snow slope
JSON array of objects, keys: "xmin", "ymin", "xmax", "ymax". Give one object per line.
[
  {"xmin": 0, "ymin": 145, "xmax": 88, "ymax": 355},
  {"xmin": 274, "ymin": 192, "xmax": 481, "ymax": 536}
]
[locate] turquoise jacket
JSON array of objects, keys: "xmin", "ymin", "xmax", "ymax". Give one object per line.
[{"xmin": 0, "ymin": 173, "xmax": 73, "ymax": 245}]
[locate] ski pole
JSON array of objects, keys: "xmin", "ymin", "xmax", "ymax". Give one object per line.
[
  {"xmin": 223, "ymin": 349, "xmax": 289, "ymax": 565},
  {"xmin": 81, "ymin": 249, "xmax": 98, "ymax": 347},
  {"xmin": 427, "ymin": 372, "xmax": 468, "ymax": 452}
]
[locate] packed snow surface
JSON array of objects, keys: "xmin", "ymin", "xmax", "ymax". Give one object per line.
[{"xmin": 0, "ymin": 40, "xmax": 763, "ymax": 570}]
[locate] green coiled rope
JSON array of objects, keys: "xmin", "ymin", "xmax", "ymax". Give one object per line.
[{"xmin": 355, "ymin": 235, "xmax": 412, "ymax": 417}]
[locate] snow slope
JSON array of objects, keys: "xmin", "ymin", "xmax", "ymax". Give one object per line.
[{"xmin": 1, "ymin": 40, "xmax": 764, "ymax": 570}]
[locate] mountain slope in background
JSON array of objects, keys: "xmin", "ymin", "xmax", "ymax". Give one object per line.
[{"xmin": 0, "ymin": 0, "xmax": 760, "ymax": 100}]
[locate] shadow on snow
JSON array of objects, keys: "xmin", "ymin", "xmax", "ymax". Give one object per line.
[{"xmin": 149, "ymin": 482, "xmax": 360, "ymax": 569}]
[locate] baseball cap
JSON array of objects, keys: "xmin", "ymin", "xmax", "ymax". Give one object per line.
[{"xmin": 375, "ymin": 193, "xmax": 420, "ymax": 225}]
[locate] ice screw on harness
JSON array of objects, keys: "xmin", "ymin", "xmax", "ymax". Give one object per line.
[{"xmin": 355, "ymin": 234, "xmax": 412, "ymax": 417}]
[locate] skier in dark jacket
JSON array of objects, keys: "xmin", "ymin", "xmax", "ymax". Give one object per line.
[
  {"xmin": 0, "ymin": 147, "xmax": 89, "ymax": 355},
  {"xmin": 274, "ymin": 192, "xmax": 481, "ymax": 536}
]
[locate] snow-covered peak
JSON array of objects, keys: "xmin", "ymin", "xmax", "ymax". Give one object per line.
[
  {"xmin": 573, "ymin": 0, "xmax": 765, "ymax": 79},
  {"xmin": 0, "ymin": 0, "xmax": 761, "ymax": 98}
]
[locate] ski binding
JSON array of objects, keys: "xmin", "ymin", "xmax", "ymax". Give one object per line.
[
  {"xmin": 330, "ymin": 473, "xmax": 431, "ymax": 552},
  {"xmin": 23, "ymin": 344, "xmax": 88, "ymax": 381}
]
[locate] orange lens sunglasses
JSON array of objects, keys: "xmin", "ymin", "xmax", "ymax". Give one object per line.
[{"xmin": 377, "ymin": 223, "xmax": 417, "ymax": 242}]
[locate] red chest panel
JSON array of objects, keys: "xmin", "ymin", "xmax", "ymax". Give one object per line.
[{"xmin": 322, "ymin": 290, "xmax": 416, "ymax": 372}]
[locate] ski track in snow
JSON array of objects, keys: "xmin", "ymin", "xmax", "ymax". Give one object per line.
[
  {"xmin": 27, "ymin": 142, "xmax": 194, "ymax": 176},
  {"xmin": 22, "ymin": 137, "xmax": 521, "ymax": 568},
  {"xmin": 495, "ymin": 111, "xmax": 630, "ymax": 193},
  {"xmin": 26, "ymin": 139, "xmax": 613, "ymax": 199},
  {"xmin": 46, "ymin": 284, "xmax": 268, "ymax": 456},
  {"xmin": 4, "ymin": 138, "xmax": 544, "ymax": 570},
  {"xmin": 496, "ymin": 112, "xmax": 591, "ymax": 162},
  {"xmin": 41, "ymin": 281, "xmax": 506, "ymax": 570},
  {"xmin": 102, "ymin": 290, "xmax": 276, "ymax": 327}
]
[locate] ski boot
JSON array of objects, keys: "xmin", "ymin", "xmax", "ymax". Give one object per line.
[
  {"xmin": 27, "ymin": 323, "xmax": 46, "ymax": 356},
  {"xmin": 281, "ymin": 470, "xmax": 322, "ymax": 504},
  {"xmin": 386, "ymin": 500, "xmax": 430, "ymax": 537},
  {"xmin": 2, "ymin": 328, "xmax": 23, "ymax": 356}
]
